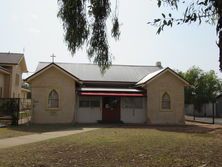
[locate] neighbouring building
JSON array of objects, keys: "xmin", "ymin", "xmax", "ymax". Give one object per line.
[
  {"xmin": 26, "ymin": 62, "xmax": 189, "ymax": 124},
  {"xmin": 0, "ymin": 52, "xmax": 28, "ymax": 98}
]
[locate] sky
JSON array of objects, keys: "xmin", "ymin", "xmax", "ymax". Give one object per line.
[{"xmin": 0, "ymin": 0, "xmax": 220, "ymax": 78}]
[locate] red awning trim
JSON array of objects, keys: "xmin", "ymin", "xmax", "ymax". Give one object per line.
[{"xmin": 79, "ymin": 92, "xmax": 145, "ymax": 97}]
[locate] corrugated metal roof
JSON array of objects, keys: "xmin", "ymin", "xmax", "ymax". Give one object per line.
[
  {"xmin": 80, "ymin": 92, "xmax": 145, "ymax": 97},
  {"xmin": 79, "ymin": 87, "xmax": 144, "ymax": 92},
  {"xmin": 136, "ymin": 67, "xmax": 190, "ymax": 86},
  {"xmin": 0, "ymin": 53, "xmax": 23, "ymax": 64},
  {"xmin": 36, "ymin": 62, "xmax": 162, "ymax": 82},
  {"xmin": 136, "ymin": 68, "xmax": 165, "ymax": 85}
]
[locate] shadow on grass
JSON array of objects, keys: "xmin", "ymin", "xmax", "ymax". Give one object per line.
[
  {"xmin": 7, "ymin": 124, "xmax": 84, "ymax": 133},
  {"xmin": 6, "ymin": 122, "xmax": 222, "ymax": 135},
  {"xmin": 6, "ymin": 123, "xmax": 116, "ymax": 133},
  {"xmin": 117, "ymin": 122, "xmax": 222, "ymax": 135}
]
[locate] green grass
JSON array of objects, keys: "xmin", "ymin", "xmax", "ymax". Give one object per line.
[
  {"xmin": 0, "ymin": 125, "xmax": 222, "ymax": 167},
  {"xmin": 0, "ymin": 126, "xmax": 33, "ymax": 139}
]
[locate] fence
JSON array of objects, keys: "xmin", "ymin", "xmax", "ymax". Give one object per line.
[
  {"xmin": 185, "ymin": 103, "xmax": 217, "ymax": 117},
  {"xmin": 0, "ymin": 98, "xmax": 20, "ymax": 125},
  {"xmin": 0, "ymin": 98, "xmax": 31, "ymax": 126},
  {"xmin": 19, "ymin": 98, "xmax": 32, "ymax": 124},
  {"xmin": 185, "ymin": 103, "xmax": 217, "ymax": 124}
]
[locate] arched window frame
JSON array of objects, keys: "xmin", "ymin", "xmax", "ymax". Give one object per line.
[
  {"xmin": 161, "ymin": 92, "xmax": 171, "ymax": 111},
  {"xmin": 48, "ymin": 89, "xmax": 59, "ymax": 109}
]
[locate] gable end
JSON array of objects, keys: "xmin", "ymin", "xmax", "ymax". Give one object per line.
[
  {"xmin": 25, "ymin": 63, "xmax": 81, "ymax": 83},
  {"xmin": 137, "ymin": 67, "xmax": 190, "ymax": 87}
]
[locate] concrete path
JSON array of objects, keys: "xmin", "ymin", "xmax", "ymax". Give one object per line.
[{"xmin": 0, "ymin": 127, "xmax": 98, "ymax": 149}]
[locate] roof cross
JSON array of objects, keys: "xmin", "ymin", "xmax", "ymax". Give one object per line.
[{"xmin": 50, "ymin": 54, "xmax": 56, "ymax": 63}]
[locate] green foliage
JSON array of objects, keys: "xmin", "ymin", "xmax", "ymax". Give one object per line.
[
  {"xmin": 57, "ymin": 0, "xmax": 120, "ymax": 72},
  {"xmin": 180, "ymin": 66, "xmax": 222, "ymax": 111},
  {"xmin": 57, "ymin": 0, "xmax": 89, "ymax": 54},
  {"xmin": 149, "ymin": 0, "xmax": 221, "ymax": 33},
  {"xmin": 111, "ymin": 17, "xmax": 120, "ymax": 40},
  {"xmin": 149, "ymin": 0, "xmax": 222, "ymax": 71}
]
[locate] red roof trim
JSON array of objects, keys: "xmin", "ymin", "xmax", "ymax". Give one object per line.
[{"xmin": 80, "ymin": 92, "xmax": 145, "ymax": 97}]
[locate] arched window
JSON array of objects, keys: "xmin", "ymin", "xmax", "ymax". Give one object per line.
[
  {"xmin": 48, "ymin": 89, "xmax": 59, "ymax": 108},
  {"xmin": 162, "ymin": 92, "xmax": 171, "ymax": 110}
]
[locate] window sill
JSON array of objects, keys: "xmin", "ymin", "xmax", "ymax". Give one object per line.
[
  {"xmin": 160, "ymin": 109, "xmax": 172, "ymax": 112},
  {"xmin": 46, "ymin": 108, "xmax": 60, "ymax": 112}
]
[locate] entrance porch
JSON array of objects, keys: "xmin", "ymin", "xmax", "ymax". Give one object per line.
[{"xmin": 76, "ymin": 87, "xmax": 147, "ymax": 123}]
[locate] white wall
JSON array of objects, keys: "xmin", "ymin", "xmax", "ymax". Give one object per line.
[
  {"xmin": 76, "ymin": 96, "xmax": 147, "ymax": 124},
  {"xmin": 121, "ymin": 97, "xmax": 147, "ymax": 123},
  {"xmin": 10, "ymin": 65, "xmax": 23, "ymax": 98},
  {"xmin": 76, "ymin": 96, "xmax": 102, "ymax": 123}
]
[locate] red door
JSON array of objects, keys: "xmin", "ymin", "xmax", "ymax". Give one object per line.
[{"xmin": 102, "ymin": 97, "xmax": 120, "ymax": 123}]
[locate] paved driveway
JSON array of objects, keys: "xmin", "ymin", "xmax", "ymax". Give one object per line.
[{"xmin": 186, "ymin": 115, "xmax": 222, "ymax": 124}]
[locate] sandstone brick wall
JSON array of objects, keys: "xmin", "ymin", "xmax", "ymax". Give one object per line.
[
  {"xmin": 30, "ymin": 66, "xmax": 76, "ymax": 124},
  {"xmin": 146, "ymin": 71, "xmax": 185, "ymax": 124}
]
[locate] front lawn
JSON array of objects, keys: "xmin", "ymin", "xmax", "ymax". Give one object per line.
[
  {"xmin": 0, "ymin": 124, "xmax": 222, "ymax": 167},
  {"xmin": 0, "ymin": 124, "xmax": 78, "ymax": 139},
  {"xmin": 0, "ymin": 127, "xmax": 33, "ymax": 139}
]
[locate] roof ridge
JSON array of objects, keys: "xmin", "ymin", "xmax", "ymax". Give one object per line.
[
  {"xmin": 0, "ymin": 52, "xmax": 24, "ymax": 55},
  {"xmin": 39, "ymin": 62, "xmax": 159, "ymax": 67}
]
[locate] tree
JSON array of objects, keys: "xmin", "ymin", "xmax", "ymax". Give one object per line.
[
  {"xmin": 57, "ymin": 0, "xmax": 120, "ymax": 72},
  {"xmin": 180, "ymin": 66, "xmax": 222, "ymax": 112},
  {"xmin": 148, "ymin": 0, "xmax": 222, "ymax": 70},
  {"xmin": 57, "ymin": 0, "xmax": 222, "ymax": 71}
]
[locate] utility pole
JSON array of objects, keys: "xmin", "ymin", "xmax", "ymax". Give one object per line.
[
  {"xmin": 192, "ymin": 92, "xmax": 196, "ymax": 121},
  {"xmin": 212, "ymin": 102, "xmax": 215, "ymax": 124}
]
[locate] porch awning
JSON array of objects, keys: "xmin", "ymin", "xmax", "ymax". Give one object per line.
[{"xmin": 78, "ymin": 87, "xmax": 146, "ymax": 97}]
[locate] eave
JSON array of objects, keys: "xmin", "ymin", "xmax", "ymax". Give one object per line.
[{"xmin": 25, "ymin": 63, "xmax": 81, "ymax": 84}]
